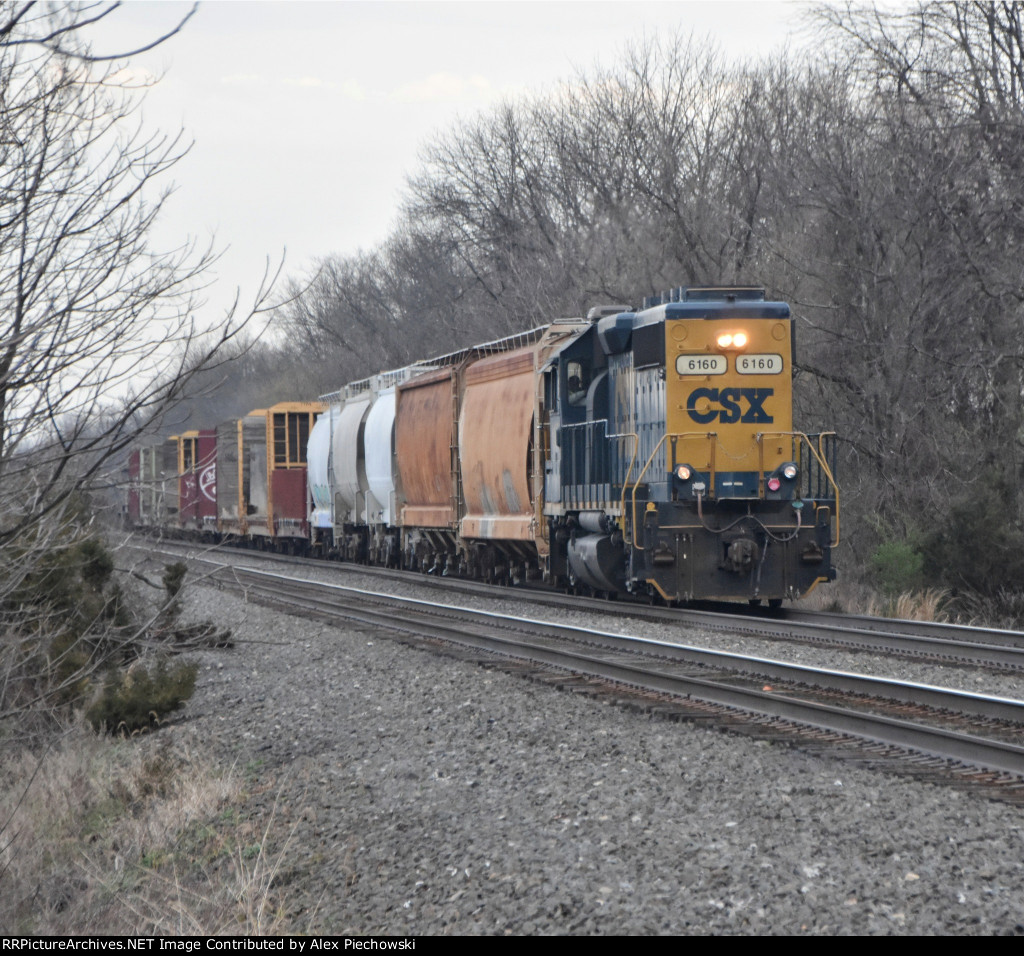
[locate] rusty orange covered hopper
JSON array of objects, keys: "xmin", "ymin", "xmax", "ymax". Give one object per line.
[
  {"xmin": 396, "ymin": 367, "xmax": 459, "ymax": 529},
  {"xmin": 459, "ymin": 347, "xmax": 536, "ymax": 541}
]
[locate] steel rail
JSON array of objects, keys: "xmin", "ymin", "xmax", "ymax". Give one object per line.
[
  {"xmin": 134, "ymin": 538, "xmax": 1024, "ymax": 673},
  {"xmin": 223, "ymin": 565, "xmax": 1024, "ymax": 724},
  {"xmin": 784, "ymin": 605, "xmax": 1024, "ymax": 647},
  {"xmin": 200, "ymin": 561, "xmax": 1024, "ymax": 779}
]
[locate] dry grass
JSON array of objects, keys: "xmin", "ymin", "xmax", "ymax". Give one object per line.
[
  {"xmin": 945, "ymin": 588, "xmax": 1024, "ymax": 630},
  {"xmin": 803, "ymin": 578, "xmax": 1024, "ymax": 629},
  {"xmin": 0, "ymin": 721, "xmax": 293, "ymax": 935},
  {"xmin": 800, "ymin": 581, "xmax": 951, "ymax": 623},
  {"xmin": 798, "ymin": 578, "xmax": 875, "ymax": 616},
  {"xmin": 867, "ymin": 587, "xmax": 951, "ymax": 622}
]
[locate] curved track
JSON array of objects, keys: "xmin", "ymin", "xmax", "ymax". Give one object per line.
[
  {"xmin": 135, "ymin": 536, "xmax": 1024, "ymax": 673},
  {"xmin": 128, "ymin": 538, "xmax": 1024, "ymax": 786}
]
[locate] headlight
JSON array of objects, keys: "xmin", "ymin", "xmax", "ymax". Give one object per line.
[
  {"xmin": 675, "ymin": 464, "xmax": 692, "ymax": 481},
  {"xmin": 782, "ymin": 463, "xmax": 798, "ymax": 481},
  {"xmin": 716, "ymin": 330, "xmax": 749, "ymax": 350}
]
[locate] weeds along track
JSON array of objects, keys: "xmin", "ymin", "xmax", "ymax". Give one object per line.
[{"xmin": 126, "ymin": 538, "xmax": 1024, "ymax": 800}]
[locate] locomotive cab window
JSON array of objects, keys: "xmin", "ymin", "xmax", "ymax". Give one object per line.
[{"xmin": 566, "ymin": 360, "xmax": 589, "ymax": 407}]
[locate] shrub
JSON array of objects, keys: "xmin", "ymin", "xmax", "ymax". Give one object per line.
[
  {"xmin": 1, "ymin": 530, "xmax": 137, "ymax": 722},
  {"xmin": 1, "ymin": 520, "xmax": 208, "ymax": 740},
  {"xmin": 868, "ymin": 539, "xmax": 925, "ymax": 596},
  {"xmin": 7, "ymin": 532, "xmax": 125, "ymax": 637},
  {"xmin": 86, "ymin": 658, "xmax": 199, "ymax": 735},
  {"xmin": 920, "ymin": 471, "xmax": 1024, "ymax": 597}
]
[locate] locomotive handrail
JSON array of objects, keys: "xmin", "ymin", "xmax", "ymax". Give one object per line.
[
  {"xmin": 630, "ymin": 435, "xmax": 666, "ymax": 550},
  {"xmin": 630, "ymin": 431, "xmax": 840, "ymax": 550},
  {"xmin": 558, "ymin": 420, "xmax": 636, "ymax": 515},
  {"xmin": 614, "ymin": 430, "xmax": 639, "ymax": 532},
  {"xmin": 630, "ymin": 432, "xmax": 716, "ymax": 550},
  {"xmin": 816, "ymin": 431, "xmax": 841, "ymax": 546},
  {"xmin": 755, "ymin": 430, "xmax": 840, "ymax": 547}
]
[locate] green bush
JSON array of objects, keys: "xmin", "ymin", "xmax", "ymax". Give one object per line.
[
  {"xmin": 1, "ymin": 503, "xmax": 213, "ymax": 746},
  {"xmin": 9, "ymin": 533, "xmax": 124, "ymax": 636},
  {"xmin": 868, "ymin": 539, "xmax": 925, "ymax": 596},
  {"xmin": 1, "ymin": 531, "xmax": 135, "ymax": 714},
  {"xmin": 85, "ymin": 657, "xmax": 199, "ymax": 735}
]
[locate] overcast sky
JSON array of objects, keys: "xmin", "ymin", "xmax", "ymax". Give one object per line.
[{"xmin": 97, "ymin": 1, "xmax": 811, "ymax": 321}]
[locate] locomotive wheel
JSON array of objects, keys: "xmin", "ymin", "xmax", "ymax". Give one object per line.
[{"xmin": 769, "ymin": 598, "xmax": 783, "ymax": 609}]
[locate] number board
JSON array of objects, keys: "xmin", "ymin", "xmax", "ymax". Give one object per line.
[
  {"xmin": 676, "ymin": 354, "xmax": 727, "ymax": 376},
  {"xmin": 736, "ymin": 354, "xmax": 783, "ymax": 375}
]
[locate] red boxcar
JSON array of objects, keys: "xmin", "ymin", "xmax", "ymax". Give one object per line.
[{"xmin": 177, "ymin": 429, "xmax": 217, "ymax": 533}]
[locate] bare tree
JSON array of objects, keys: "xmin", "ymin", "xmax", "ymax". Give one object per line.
[
  {"xmin": 0, "ymin": 2, "xmax": 278, "ymax": 736},
  {"xmin": 0, "ymin": 3, "xmax": 267, "ymax": 550}
]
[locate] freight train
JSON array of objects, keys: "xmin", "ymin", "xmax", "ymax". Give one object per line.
[{"xmin": 128, "ymin": 286, "xmax": 839, "ymax": 605}]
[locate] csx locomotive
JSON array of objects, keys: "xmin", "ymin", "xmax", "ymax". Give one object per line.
[{"xmin": 130, "ymin": 286, "xmax": 839, "ymax": 605}]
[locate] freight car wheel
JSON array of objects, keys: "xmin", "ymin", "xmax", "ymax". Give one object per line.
[{"xmin": 769, "ymin": 598, "xmax": 783, "ymax": 609}]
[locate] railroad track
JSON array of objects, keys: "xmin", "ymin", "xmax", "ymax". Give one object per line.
[
  {"xmin": 128, "ymin": 539, "xmax": 1024, "ymax": 793},
  {"xmin": 132, "ymin": 536, "xmax": 1024, "ymax": 673}
]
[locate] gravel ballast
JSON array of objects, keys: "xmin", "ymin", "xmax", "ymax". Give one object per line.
[{"xmin": 168, "ymin": 580, "xmax": 1024, "ymax": 935}]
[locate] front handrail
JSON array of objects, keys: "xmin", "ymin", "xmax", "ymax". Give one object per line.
[
  {"xmin": 628, "ymin": 430, "xmax": 840, "ymax": 549},
  {"xmin": 614, "ymin": 431, "xmax": 639, "ymax": 530},
  {"xmin": 756, "ymin": 431, "xmax": 840, "ymax": 546},
  {"xmin": 630, "ymin": 432, "xmax": 716, "ymax": 549}
]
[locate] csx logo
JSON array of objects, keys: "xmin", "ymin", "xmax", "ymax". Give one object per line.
[{"xmin": 686, "ymin": 387, "xmax": 774, "ymax": 425}]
